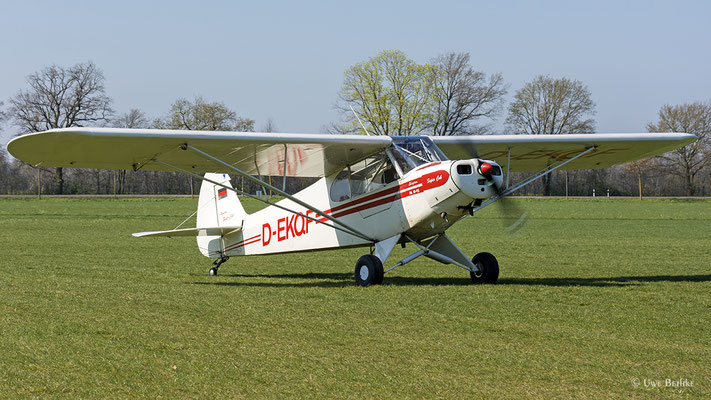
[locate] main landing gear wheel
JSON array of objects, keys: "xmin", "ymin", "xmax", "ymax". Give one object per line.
[
  {"xmin": 209, "ymin": 256, "xmax": 229, "ymax": 276},
  {"xmin": 470, "ymin": 252, "xmax": 499, "ymax": 284},
  {"xmin": 354, "ymin": 255, "xmax": 384, "ymax": 287}
]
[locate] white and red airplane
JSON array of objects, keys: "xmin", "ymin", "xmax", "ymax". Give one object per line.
[{"xmin": 8, "ymin": 129, "xmax": 695, "ymax": 286}]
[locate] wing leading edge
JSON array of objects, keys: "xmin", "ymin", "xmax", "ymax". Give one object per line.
[{"xmin": 431, "ymin": 133, "xmax": 696, "ymax": 172}]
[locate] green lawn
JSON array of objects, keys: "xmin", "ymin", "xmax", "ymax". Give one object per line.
[{"xmin": 0, "ymin": 198, "xmax": 709, "ymax": 399}]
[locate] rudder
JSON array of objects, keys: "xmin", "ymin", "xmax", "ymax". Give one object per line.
[
  {"xmin": 197, "ymin": 173, "xmax": 247, "ymax": 229},
  {"xmin": 196, "ymin": 173, "xmax": 247, "ymax": 258}
]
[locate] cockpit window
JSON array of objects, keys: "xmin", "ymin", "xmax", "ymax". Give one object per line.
[
  {"xmin": 389, "ymin": 136, "xmax": 448, "ymax": 175},
  {"xmin": 329, "ymin": 151, "xmax": 399, "ymax": 202},
  {"xmin": 350, "ymin": 153, "xmax": 398, "ymax": 198},
  {"xmin": 329, "ymin": 169, "xmax": 351, "ymax": 202},
  {"xmin": 329, "ymin": 137, "xmax": 448, "ymax": 202}
]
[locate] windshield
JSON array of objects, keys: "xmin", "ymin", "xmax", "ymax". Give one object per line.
[{"xmin": 389, "ymin": 136, "xmax": 448, "ymax": 175}]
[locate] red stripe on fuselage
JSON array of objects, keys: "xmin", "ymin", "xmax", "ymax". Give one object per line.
[
  {"xmin": 217, "ymin": 233, "xmax": 261, "ymax": 254},
  {"xmin": 231, "ymin": 236, "xmax": 261, "ymax": 250},
  {"xmin": 316, "ymin": 170, "xmax": 450, "ymax": 221},
  {"xmin": 323, "ymin": 186, "xmax": 399, "ymax": 215}
]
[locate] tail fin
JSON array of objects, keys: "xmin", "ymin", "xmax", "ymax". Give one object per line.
[{"xmin": 197, "ymin": 173, "xmax": 247, "ymax": 229}]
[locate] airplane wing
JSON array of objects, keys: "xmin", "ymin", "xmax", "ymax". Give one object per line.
[
  {"xmin": 132, "ymin": 226, "xmax": 242, "ymax": 238},
  {"xmin": 7, "ymin": 128, "xmax": 392, "ymax": 178},
  {"xmin": 431, "ymin": 133, "xmax": 696, "ymax": 172},
  {"xmin": 8, "ymin": 129, "xmax": 695, "ymax": 176}
]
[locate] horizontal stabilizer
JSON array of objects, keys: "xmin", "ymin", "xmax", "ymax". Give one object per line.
[{"xmin": 133, "ymin": 226, "xmax": 242, "ymax": 238}]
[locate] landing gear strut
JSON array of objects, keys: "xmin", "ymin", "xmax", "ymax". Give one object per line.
[{"xmin": 209, "ymin": 256, "xmax": 229, "ymax": 276}]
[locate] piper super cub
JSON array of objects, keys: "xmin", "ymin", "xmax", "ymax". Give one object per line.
[{"xmin": 7, "ymin": 128, "xmax": 695, "ymax": 286}]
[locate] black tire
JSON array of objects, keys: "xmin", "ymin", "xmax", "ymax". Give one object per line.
[
  {"xmin": 354, "ymin": 255, "xmax": 384, "ymax": 287},
  {"xmin": 470, "ymin": 252, "xmax": 499, "ymax": 284},
  {"xmin": 373, "ymin": 258, "xmax": 384, "ymax": 285}
]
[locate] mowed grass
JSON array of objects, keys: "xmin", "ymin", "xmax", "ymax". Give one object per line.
[{"xmin": 0, "ymin": 197, "xmax": 709, "ymax": 399}]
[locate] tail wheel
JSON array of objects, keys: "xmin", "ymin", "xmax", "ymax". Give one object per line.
[
  {"xmin": 470, "ymin": 252, "xmax": 499, "ymax": 284},
  {"xmin": 208, "ymin": 256, "xmax": 229, "ymax": 276},
  {"xmin": 354, "ymin": 255, "xmax": 384, "ymax": 287}
]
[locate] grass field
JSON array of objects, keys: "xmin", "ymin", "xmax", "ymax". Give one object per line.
[{"xmin": 1, "ymin": 197, "xmax": 709, "ymax": 399}]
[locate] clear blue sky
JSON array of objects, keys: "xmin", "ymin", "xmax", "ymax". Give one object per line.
[{"xmin": 1, "ymin": 0, "xmax": 710, "ymax": 146}]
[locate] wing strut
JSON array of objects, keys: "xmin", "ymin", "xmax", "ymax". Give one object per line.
[
  {"xmin": 153, "ymin": 159, "xmax": 374, "ymax": 242},
  {"xmin": 153, "ymin": 159, "xmax": 373, "ymax": 242},
  {"xmin": 152, "ymin": 147, "xmax": 375, "ymax": 242},
  {"xmin": 505, "ymin": 148, "xmax": 511, "ymax": 188},
  {"xmin": 282, "ymin": 144, "xmax": 288, "ymax": 192},
  {"xmin": 473, "ymin": 146, "xmax": 597, "ymax": 214},
  {"xmin": 184, "ymin": 145, "xmax": 375, "ymax": 241}
]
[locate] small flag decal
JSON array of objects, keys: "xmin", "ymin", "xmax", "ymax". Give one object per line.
[{"xmin": 218, "ymin": 188, "xmax": 228, "ymax": 199}]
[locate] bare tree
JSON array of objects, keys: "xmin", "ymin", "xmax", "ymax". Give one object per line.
[
  {"xmin": 623, "ymin": 158, "xmax": 658, "ymax": 199},
  {"xmin": 506, "ymin": 75, "xmax": 596, "ymax": 195},
  {"xmin": 648, "ymin": 102, "xmax": 711, "ymax": 196},
  {"xmin": 506, "ymin": 76, "xmax": 595, "ymax": 135},
  {"xmin": 0, "ymin": 101, "xmax": 6, "ymax": 130},
  {"xmin": 262, "ymin": 117, "xmax": 277, "ymax": 133},
  {"xmin": 113, "ymin": 108, "xmax": 149, "ymax": 130},
  {"xmin": 0, "ymin": 101, "xmax": 6, "ymax": 155},
  {"xmin": 8, "ymin": 61, "xmax": 113, "ymax": 194},
  {"xmin": 428, "ymin": 53, "xmax": 507, "ymax": 136},
  {"xmin": 158, "ymin": 96, "xmax": 254, "ymax": 132},
  {"xmin": 0, "ymin": 145, "xmax": 8, "ymax": 193},
  {"xmin": 337, "ymin": 50, "xmax": 434, "ymax": 136},
  {"xmin": 155, "ymin": 97, "xmax": 254, "ymax": 196}
]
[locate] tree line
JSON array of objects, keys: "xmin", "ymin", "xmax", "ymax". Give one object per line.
[{"xmin": 1, "ymin": 53, "xmax": 710, "ymax": 197}]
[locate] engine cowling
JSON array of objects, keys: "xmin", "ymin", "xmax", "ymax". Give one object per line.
[{"xmin": 449, "ymin": 159, "xmax": 503, "ymax": 199}]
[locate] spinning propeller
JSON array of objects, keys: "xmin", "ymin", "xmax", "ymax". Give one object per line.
[{"xmin": 477, "ymin": 161, "xmax": 529, "ymax": 235}]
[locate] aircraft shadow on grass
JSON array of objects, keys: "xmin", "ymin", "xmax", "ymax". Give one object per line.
[{"xmin": 189, "ymin": 272, "xmax": 711, "ymax": 288}]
